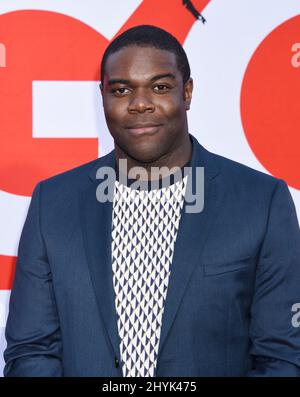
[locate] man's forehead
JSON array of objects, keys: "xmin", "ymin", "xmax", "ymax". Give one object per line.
[{"xmin": 105, "ymin": 46, "xmax": 179, "ymax": 79}]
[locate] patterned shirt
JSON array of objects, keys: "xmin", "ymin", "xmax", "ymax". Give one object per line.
[{"xmin": 111, "ymin": 161, "xmax": 190, "ymax": 377}]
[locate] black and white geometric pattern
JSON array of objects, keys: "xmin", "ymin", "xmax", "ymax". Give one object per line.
[{"xmin": 111, "ymin": 175, "xmax": 188, "ymax": 377}]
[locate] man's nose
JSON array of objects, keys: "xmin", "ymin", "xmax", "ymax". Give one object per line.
[{"xmin": 128, "ymin": 89, "xmax": 155, "ymax": 113}]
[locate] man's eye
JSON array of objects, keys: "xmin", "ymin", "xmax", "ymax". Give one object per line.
[
  {"xmin": 112, "ymin": 87, "xmax": 130, "ymax": 95},
  {"xmin": 153, "ymin": 84, "xmax": 169, "ymax": 92}
]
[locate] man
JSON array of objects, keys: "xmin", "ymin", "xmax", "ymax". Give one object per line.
[{"xmin": 3, "ymin": 25, "xmax": 300, "ymax": 377}]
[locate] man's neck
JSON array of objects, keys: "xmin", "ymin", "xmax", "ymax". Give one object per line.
[{"xmin": 114, "ymin": 133, "xmax": 193, "ymax": 182}]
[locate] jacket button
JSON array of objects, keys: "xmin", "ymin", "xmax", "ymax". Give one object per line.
[{"xmin": 115, "ymin": 357, "xmax": 119, "ymax": 368}]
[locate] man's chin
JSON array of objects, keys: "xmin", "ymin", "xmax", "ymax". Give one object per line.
[
  {"xmin": 127, "ymin": 152, "xmax": 161, "ymax": 165},
  {"xmin": 123, "ymin": 143, "xmax": 163, "ymax": 164}
]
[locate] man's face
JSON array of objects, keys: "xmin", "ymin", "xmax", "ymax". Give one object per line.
[{"xmin": 100, "ymin": 45, "xmax": 193, "ymax": 164}]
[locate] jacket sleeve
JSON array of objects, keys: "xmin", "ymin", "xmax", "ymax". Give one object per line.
[
  {"xmin": 247, "ymin": 179, "xmax": 300, "ymax": 376},
  {"xmin": 3, "ymin": 182, "xmax": 63, "ymax": 376}
]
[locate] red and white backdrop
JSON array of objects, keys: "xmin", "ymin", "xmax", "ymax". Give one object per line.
[{"xmin": 0, "ymin": 0, "xmax": 299, "ymax": 375}]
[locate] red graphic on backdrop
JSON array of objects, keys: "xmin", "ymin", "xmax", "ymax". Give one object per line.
[
  {"xmin": 241, "ymin": 15, "xmax": 300, "ymax": 190},
  {"xmin": 0, "ymin": 11, "xmax": 101, "ymax": 198},
  {"xmin": 0, "ymin": 0, "xmax": 210, "ymax": 289},
  {"xmin": 0, "ymin": 255, "xmax": 16, "ymax": 290}
]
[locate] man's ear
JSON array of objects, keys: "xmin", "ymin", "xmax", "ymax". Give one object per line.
[{"xmin": 184, "ymin": 77, "xmax": 193, "ymax": 110}]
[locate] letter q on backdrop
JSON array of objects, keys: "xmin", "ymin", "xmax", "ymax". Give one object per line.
[{"xmin": 0, "ymin": 0, "xmax": 299, "ymax": 375}]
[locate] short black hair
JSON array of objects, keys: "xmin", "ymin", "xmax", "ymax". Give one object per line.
[{"xmin": 100, "ymin": 25, "xmax": 191, "ymax": 85}]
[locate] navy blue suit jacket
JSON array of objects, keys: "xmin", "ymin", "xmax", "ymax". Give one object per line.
[{"xmin": 3, "ymin": 133, "xmax": 300, "ymax": 376}]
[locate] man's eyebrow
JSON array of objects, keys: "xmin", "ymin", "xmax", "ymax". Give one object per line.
[
  {"xmin": 150, "ymin": 73, "xmax": 176, "ymax": 82},
  {"xmin": 107, "ymin": 73, "xmax": 176, "ymax": 86},
  {"xmin": 107, "ymin": 78, "xmax": 130, "ymax": 86}
]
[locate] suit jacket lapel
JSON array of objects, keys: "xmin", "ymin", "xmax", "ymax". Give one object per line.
[
  {"xmin": 154, "ymin": 135, "xmax": 221, "ymax": 373},
  {"xmin": 79, "ymin": 151, "xmax": 122, "ymax": 363}
]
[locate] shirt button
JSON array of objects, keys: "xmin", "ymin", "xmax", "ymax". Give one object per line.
[{"xmin": 115, "ymin": 357, "xmax": 119, "ymax": 368}]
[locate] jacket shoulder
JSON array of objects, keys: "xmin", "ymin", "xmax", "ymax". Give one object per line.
[
  {"xmin": 209, "ymin": 150, "xmax": 282, "ymax": 189},
  {"xmin": 34, "ymin": 151, "xmax": 114, "ymax": 193}
]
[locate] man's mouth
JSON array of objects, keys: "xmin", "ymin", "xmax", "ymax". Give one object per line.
[{"xmin": 125, "ymin": 123, "xmax": 162, "ymax": 135}]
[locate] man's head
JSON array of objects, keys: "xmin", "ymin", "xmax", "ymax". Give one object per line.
[{"xmin": 100, "ymin": 25, "xmax": 193, "ymax": 168}]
